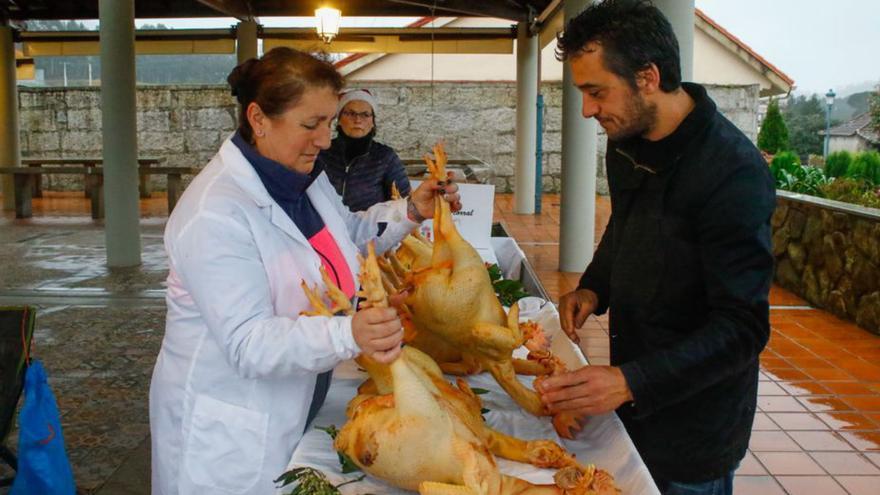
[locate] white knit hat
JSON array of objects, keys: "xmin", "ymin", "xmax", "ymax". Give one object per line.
[{"xmin": 337, "ymin": 89, "xmax": 378, "ymax": 119}]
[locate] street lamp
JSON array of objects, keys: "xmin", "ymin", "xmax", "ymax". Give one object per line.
[{"xmin": 824, "ymin": 88, "xmax": 836, "ymax": 158}]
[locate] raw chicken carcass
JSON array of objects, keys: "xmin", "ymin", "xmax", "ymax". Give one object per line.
[
  {"xmin": 390, "ymin": 144, "xmax": 581, "ymax": 438},
  {"xmin": 302, "ymin": 243, "xmax": 620, "ymax": 495}
]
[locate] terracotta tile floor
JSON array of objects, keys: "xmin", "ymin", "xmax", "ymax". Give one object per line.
[{"xmin": 494, "ymin": 193, "xmax": 880, "ymax": 494}]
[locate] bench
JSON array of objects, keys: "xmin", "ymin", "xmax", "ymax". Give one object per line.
[
  {"xmin": 21, "ymin": 157, "xmax": 164, "ymax": 199},
  {"xmin": 0, "ymin": 165, "xmax": 199, "ymax": 219}
]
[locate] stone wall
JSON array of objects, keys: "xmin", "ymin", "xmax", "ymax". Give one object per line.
[
  {"xmin": 773, "ymin": 191, "xmax": 880, "ymax": 335},
  {"xmin": 19, "ymin": 85, "xmax": 236, "ymax": 192},
  {"xmin": 18, "ymin": 82, "xmax": 759, "ymax": 193}
]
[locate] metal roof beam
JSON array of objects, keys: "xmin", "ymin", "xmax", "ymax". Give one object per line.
[
  {"xmin": 19, "ymin": 26, "xmax": 515, "ymax": 56},
  {"xmin": 195, "ymin": 0, "xmax": 254, "ymax": 21},
  {"xmin": 18, "ymin": 28, "xmax": 236, "ymax": 43},
  {"xmin": 386, "ymin": 0, "xmax": 531, "ymax": 21}
]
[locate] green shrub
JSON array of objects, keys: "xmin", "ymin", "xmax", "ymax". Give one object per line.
[
  {"xmin": 820, "ymin": 178, "xmax": 880, "ymax": 209},
  {"xmin": 758, "ymin": 99, "xmax": 790, "ymax": 153},
  {"xmin": 770, "ymin": 151, "xmax": 801, "ymax": 182},
  {"xmin": 824, "ymin": 151, "xmax": 852, "ymax": 178},
  {"xmin": 771, "ymin": 152, "xmax": 828, "ymax": 196},
  {"xmin": 847, "ymin": 151, "xmax": 880, "ymax": 185}
]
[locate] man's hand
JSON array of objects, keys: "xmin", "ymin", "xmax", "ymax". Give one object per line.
[
  {"xmin": 558, "ymin": 288, "xmax": 599, "ymax": 344},
  {"xmin": 537, "ymin": 366, "xmax": 633, "ymax": 417},
  {"xmin": 408, "ymin": 172, "xmax": 462, "ymax": 221},
  {"xmin": 351, "ymin": 307, "xmax": 404, "ymax": 363}
]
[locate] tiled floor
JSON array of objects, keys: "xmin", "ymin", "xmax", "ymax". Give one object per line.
[{"xmin": 494, "ymin": 193, "xmax": 880, "ymax": 495}]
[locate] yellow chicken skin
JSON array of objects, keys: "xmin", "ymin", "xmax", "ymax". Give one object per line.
[
  {"xmin": 394, "ymin": 144, "xmax": 580, "ymax": 438},
  {"xmin": 301, "ymin": 243, "xmax": 620, "ymax": 495}
]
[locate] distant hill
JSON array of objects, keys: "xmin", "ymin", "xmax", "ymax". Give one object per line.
[
  {"xmin": 831, "ymin": 90, "xmax": 876, "ymax": 122},
  {"xmin": 22, "ymin": 21, "xmax": 237, "ymax": 86}
]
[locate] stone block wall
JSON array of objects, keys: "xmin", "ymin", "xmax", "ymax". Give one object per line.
[
  {"xmin": 18, "ymin": 82, "xmax": 759, "ymax": 193},
  {"xmin": 19, "ymin": 85, "xmax": 238, "ymax": 192},
  {"xmin": 773, "ymin": 191, "xmax": 880, "ymax": 335}
]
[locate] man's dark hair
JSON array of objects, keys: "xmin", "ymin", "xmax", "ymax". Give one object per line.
[{"xmin": 556, "ymin": 0, "xmax": 682, "ymax": 92}]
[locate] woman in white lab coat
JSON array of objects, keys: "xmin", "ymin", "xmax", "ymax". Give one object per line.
[{"xmin": 149, "ymin": 47, "xmax": 460, "ymax": 495}]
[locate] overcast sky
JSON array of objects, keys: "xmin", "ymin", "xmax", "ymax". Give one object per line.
[
  {"xmin": 696, "ymin": 0, "xmax": 880, "ymax": 97},
  {"xmin": 126, "ymin": 0, "xmax": 879, "ymax": 97}
]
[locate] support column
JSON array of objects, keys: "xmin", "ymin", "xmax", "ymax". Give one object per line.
[
  {"xmin": 514, "ymin": 22, "xmax": 538, "ymax": 214},
  {"xmin": 0, "ymin": 24, "xmax": 19, "ymax": 211},
  {"xmin": 100, "ymin": 0, "xmax": 141, "ymax": 267},
  {"xmin": 654, "ymin": 0, "xmax": 694, "ymax": 81},
  {"xmin": 559, "ymin": 0, "xmax": 598, "ymax": 273},
  {"xmin": 236, "ymin": 20, "xmax": 258, "ymax": 63}
]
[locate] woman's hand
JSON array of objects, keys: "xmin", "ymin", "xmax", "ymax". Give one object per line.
[
  {"xmin": 408, "ymin": 172, "xmax": 462, "ymax": 222},
  {"xmin": 351, "ymin": 306, "xmax": 404, "ymax": 363}
]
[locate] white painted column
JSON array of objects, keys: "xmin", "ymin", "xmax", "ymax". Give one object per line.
[
  {"xmin": 0, "ymin": 24, "xmax": 19, "ymax": 211},
  {"xmin": 654, "ymin": 0, "xmax": 694, "ymax": 81},
  {"xmin": 514, "ymin": 22, "xmax": 538, "ymax": 214},
  {"xmin": 100, "ymin": 0, "xmax": 141, "ymax": 267},
  {"xmin": 559, "ymin": 0, "xmax": 598, "ymax": 273},
  {"xmin": 236, "ymin": 20, "xmax": 259, "ymax": 63}
]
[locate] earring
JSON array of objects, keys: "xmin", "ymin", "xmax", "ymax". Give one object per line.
[{"xmin": 256, "ymin": 129, "xmax": 265, "ymax": 137}]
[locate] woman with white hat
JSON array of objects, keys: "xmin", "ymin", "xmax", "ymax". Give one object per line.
[{"xmin": 317, "ymin": 88, "xmax": 411, "ymax": 211}]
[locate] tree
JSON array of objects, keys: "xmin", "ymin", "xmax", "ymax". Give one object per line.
[
  {"xmin": 758, "ymin": 99, "xmax": 789, "ymax": 153},
  {"xmin": 24, "ymin": 20, "xmax": 90, "ymax": 31},
  {"xmin": 869, "ymin": 86, "xmax": 880, "ymax": 135},
  {"xmin": 782, "ymin": 94, "xmax": 833, "ymax": 157}
]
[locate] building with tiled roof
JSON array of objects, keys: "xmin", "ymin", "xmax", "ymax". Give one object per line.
[
  {"xmin": 340, "ymin": 9, "xmax": 794, "ymax": 97},
  {"xmin": 824, "ymin": 112, "xmax": 880, "ymax": 154}
]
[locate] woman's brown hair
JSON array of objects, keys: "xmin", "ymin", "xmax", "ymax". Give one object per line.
[{"xmin": 227, "ymin": 47, "xmax": 345, "ymax": 142}]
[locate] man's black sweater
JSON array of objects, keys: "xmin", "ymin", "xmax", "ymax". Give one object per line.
[{"xmin": 579, "ymin": 83, "xmax": 776, "ymax": 482}]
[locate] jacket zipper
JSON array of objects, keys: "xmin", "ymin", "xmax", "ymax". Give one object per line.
[
  {"xmin": 340, "ymin": 149, "xmax": 371, "ymax": 198},
  {"xmin": 615, "ymin": 148, "xmax": 658, "ymax": 174},
  {"xmin": 341, "ymin": 163, "xmax": 352, "ymax": 197}
]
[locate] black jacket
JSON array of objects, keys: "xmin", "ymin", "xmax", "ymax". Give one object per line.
[
  {"xmin": 316, "ymin": 137, "xmax": 411, "ymax": 212},
  {"xmin": 579, "ymin": 83, "xmax": 775, "ymax": 483}
]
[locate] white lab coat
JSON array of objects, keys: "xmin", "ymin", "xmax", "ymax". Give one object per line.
[{"xmin": 149, "ymin": 137, "xmax": 417, "ymax": 495}]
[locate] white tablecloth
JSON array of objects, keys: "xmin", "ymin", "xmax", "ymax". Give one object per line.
[{"xmin": 280, "ymin": 301, "xmax": 659, "ymax": 495}]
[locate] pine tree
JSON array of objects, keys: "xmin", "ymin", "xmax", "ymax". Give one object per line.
[
  {"xmin": 783, "ymin": 94, "xmax": 829, "ymax": 156},
  {"xmin": 758, "ymin": 99, "xmax": 790, "ymax": 154}
]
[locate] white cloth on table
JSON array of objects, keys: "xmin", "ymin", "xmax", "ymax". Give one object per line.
[{"xmin": 280, "ymin": 302, "xmax": 659, "ymax": 495}]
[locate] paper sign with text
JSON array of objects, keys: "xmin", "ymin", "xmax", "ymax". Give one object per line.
[{"xmin": 411, "ymin": 181, "xmax": 495, "ymax": 250}]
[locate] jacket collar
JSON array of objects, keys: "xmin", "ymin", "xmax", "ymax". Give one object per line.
[
  {"xmin": 219, "ymin": 135, "xmax": 312, "ymax": 247},
  {"xmin": 218, "ymin": 134, "xmax": 359, "ymax": 279},
  {"xmin": 611, "ymin": 82, "xmax": 716, "ymax": 175},
  {"xmin": 324, "ymin": 133, "xmax": 373, "ymax": 165}
]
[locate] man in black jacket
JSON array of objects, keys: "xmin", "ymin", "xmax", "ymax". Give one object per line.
[{"xmin": 537, "ymin": 1, "xmax": 775, "ymax": 494}]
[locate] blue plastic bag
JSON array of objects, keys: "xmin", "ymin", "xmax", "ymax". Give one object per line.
[{"xmin": 11, "ymin": 360, "xmax": 76, "ymax": 495}]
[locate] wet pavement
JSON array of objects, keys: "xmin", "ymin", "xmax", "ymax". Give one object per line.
[
  {"xmin": 0, "ymin": 192, "xmax": 877, "ymax": 494},
  {"xmin": 1, "ymin": 193, "xmax": 167, "ymax": 494}
]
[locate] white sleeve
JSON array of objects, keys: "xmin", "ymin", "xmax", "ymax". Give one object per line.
[
  {"xmin": 318, "ymin": 174, "xmax": 419, "ymax": 255},
  {"xmin": 167, "ymin": 210, "xmax": 361, "ymax": 379}
]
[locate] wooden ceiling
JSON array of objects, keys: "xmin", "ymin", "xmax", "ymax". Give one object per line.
[{"xmin": 2, "ymin": 0, "xmax": 556, "ymax": 22}]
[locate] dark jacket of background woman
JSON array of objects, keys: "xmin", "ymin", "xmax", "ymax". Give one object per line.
[{"xmin": 317, "ymin": 137, "xmax": 411, "ymax": 212}]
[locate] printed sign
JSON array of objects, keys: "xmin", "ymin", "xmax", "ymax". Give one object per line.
[{"xmin": 410, "ymin": 181, "xmax": 495, "ymax": 250}]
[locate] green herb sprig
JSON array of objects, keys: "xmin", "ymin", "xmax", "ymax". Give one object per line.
[
  {"xmin": 486, "ymin": 264, "xmax": 529, "ymax": 306},
  {"xmin": 316, "ymin": 425, "xmax": 362, "ymax": 474},
  {"xmin": 275, "ymin": 467, "xmax": 366, "ymax": 495}
]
